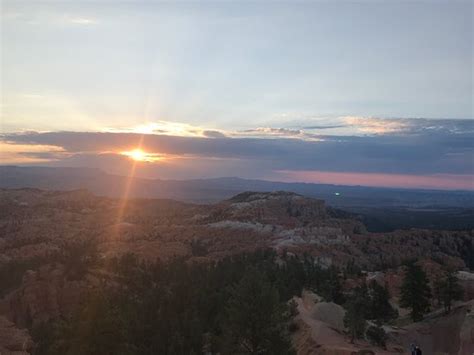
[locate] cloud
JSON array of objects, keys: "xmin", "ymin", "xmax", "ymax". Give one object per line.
[
  {"xmin": 402, "ymin": 118, "xmax": 474, "ymax": 135},
  {"xmin": 202, "ymin": 130, "xmax": 227, "ymax": 138},
  {"xmin": 344, "ymin": 116, "xmax": 409, "ymax": 134},
  {"xmin": 107, "ymin": 121, "xmax": 227, "ymax": 139},
  {"xmin": 1, "ymin": 6, "xmax": 98, "ymax": 26},
  {"xmin": 301, "ymin": 124, "xmax": 346, "ymax": 130},
  {"xmin": 238, "ymin": 127, "xmax": 321, "ymax": 141},
  {"xmin": 0, "ymin": 142, "xmax": 65, "ymax": 164},
  {"xmin": 65, "ymin": 17, "xmax": 97, "ymax": 25},
  {"xmin": 2, "ymin": 117, "xmax": 473, "ymax": 181},
  {"xmin": 288, "ymin": 116, "xmax": 474, "ymax": 136}
]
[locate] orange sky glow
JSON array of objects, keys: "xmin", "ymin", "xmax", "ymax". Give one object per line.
[{"xmin": 276, "ymin": 170, "xmax": 474, "ymax": 191}]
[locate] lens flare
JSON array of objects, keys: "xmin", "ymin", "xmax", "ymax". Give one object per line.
[{"xmin": 120, "ymin": 149, "xmax": 161, "ymax": 162}]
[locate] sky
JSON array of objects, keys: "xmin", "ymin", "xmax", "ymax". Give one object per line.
[{"xmin": 1, "ymin": 0, "xmax": 473, "ymax": 190}]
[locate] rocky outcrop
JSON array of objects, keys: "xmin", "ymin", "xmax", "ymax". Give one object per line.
[
  {"xmin": 1, "ymin": 188, "xmax": 473, "ymax": 354},
  {"xmin": 4, "ymin": 265, "xmax": 89, "ymax": 328},
  {"xmin": 459, "ymin": 302, "xmax": 474, "ymax": 355},
  {"xmin": 291, "ymin": 290, "xmax": 396, "ymax": 355},
  {"xmin": 203, "ymin": 192, "xmax": 360, "ymax": 254},
  {"xmin": 367, "ymin": 262, "xmax": 474, "ymax": 304},
  {"xmin": 1, "ymin": 189, "xmax": 470, "ymax": 271},
  {"xmin": 292, "ymin": 290, "xmax": 474, "ymax": 355},
  {"xmin": 0, "ymin": 315, "xmax": 32, "ymax": 354},
  {"xmin": 389, "ymin": 300, "xmax": 474, "ymax": 355},
  {"xmin": 208, "ymin": 191, "xmax": 327, "ymax": 227},
  {"xmin": 458, "ymin": 271, "xmax": 474, "ymax": 301},
  {"xmin": 350, "ymin": 230, "xmax": 471, "ymax": 270},
  {"xmin": 310, "ymin": 301, "xmax": 346, "ymax": 332}
]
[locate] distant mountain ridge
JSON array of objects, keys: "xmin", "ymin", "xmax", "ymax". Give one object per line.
[{"xmin": 1, "ymin": 165, "xmax": 473, "ymax": 208}]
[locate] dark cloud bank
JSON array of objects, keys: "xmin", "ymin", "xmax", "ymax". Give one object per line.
[{"xmin": 2, "ymin": 118, "xmax": 473, "ymax": 186}]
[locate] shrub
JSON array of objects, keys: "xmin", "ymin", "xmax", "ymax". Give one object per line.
[{"xmin": 366, "ymin": 325, "xmax": 387, "ymax": 348}]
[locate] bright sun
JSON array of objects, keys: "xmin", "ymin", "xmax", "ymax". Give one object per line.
[
  {"xmin": 130, "ymin": 149, "xmax": 146, "ymax": 161},
  {"xmin": 122, "ymin": 149, "xmax": 148, "ymax": 161},
  {"xmin": 120, "ymin": 148, "xmax": 164, "ymax": 162}
]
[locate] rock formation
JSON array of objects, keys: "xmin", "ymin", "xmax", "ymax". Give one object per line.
[
  {"xmin": 0, "ymin": 188, "xmax": 472, "ymax": 354},
  {"xmin": 0, "ymin": 315, "xmax": 32, "ymax": 354}
]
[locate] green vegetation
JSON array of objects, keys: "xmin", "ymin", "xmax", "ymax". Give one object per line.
[
  {"xmin": 400, "ymin": 263, "xmax": 432, "ymax": 322},
  {"xmin": 220, "ymin": 271, "xmax": 294, "ymax": 354},
  {"xmin": 343, "ymin": 292, "xmax": 367, "ymax": 343},
  {"xmin": 433, "ymin": 269, "xmax": 463, "ymax": 314},
  {"xmin": 342, "ymin": 280, "xmax": 397, "ymax": 346},
  {"xmin": 357, "ymin": 207, "xmax": 474, "ymax": 233},
  {"xmin": 319, "ymin": 267, "xmax": 345, "ymax": 304},
  {"xmin": 366, "ymin": 281, "xmax": 398, "ymax": 322},
  {"xmin": 0, "ymin": 258, "xmax": 43, "ymax": 297},
  {"xmin": 33, "ymin": 250, "xmax": 348, "ymax": 355},
  {"xmin": 22, "ymin": 242, "xmax": 461, "ymax": 353},
  {"xmin": 60, "ymin": 239, "xmax": 100, "ymax": 280},
  {"xmin": 366, "ymin": 325, "xmax": 387, "ymax": 348},
  {"xmin": 0, "ymin": 239, "xmax": 100, "ymax": 297}
]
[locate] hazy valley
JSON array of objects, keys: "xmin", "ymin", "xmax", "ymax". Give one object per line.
[{"xmin": 2, "ymin": 166, "xmax": 474, "ymax": 233}]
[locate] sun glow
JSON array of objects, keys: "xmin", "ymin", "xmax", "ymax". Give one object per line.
[
  {"xmin": 129, "ymin": 149, "xmax": 147, "ymax": 161},
  {"xmin": 121, "ymin": 148, "xmax": 161, "ymax": 162}
]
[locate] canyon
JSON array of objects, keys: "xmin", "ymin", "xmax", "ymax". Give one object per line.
[{"xmin": 0, "ymin": 188, "xmax": 473, "ymax": 354}]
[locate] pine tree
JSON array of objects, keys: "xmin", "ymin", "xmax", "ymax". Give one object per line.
[
  {"xmin": 440, "ymin": 270, "xmax": 463, "ymax": 313},
  {"xmin": 367, "ymin": 280, "xmax": 398, "ymax": 322},
  {"xmin": 433, "ymin": 274, "xmax": 444, "ymax": 307},
  {"xmin": 400, "ymin": 263, "xmax": 432, "ymax": 322},
  {"xmin": 344, "ymin": 293, "xmax": 367, "ymax": 343},
  {"xmin": 366, "ymin": 324, "xmax": 388, "ymax": 348},
  {"xmin": 221, "ymin": 270, "xmax": 294, "ymax": 354},
  {"xmin": 321, "ymin": 268, "xmax": 345, "ymax": 305}
]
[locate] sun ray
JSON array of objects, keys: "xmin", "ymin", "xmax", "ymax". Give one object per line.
[{"xmin": 113, "ymin": 137, "xmax": 145, "ymax": 239}]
